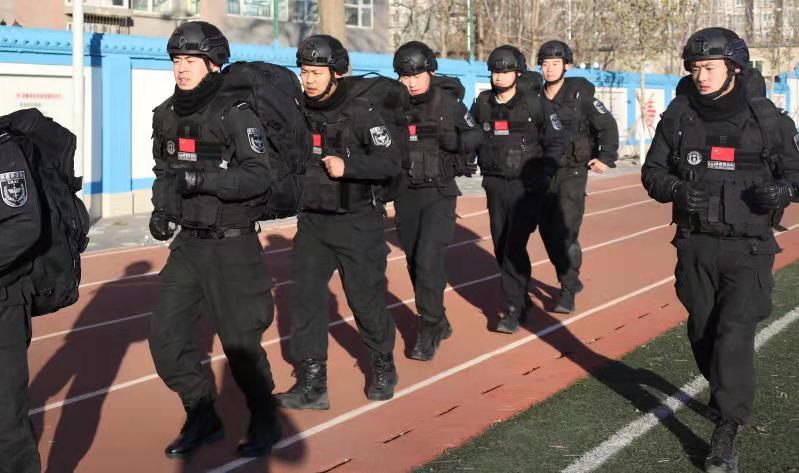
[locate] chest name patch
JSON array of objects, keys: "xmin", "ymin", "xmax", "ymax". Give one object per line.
[
  {"xmin": 706, "ymin": 146, "xmax": 736, "ymax": 171},
  {"xmin": 494, "ymin": 120, "xmax": 509, "ymax": 136}
]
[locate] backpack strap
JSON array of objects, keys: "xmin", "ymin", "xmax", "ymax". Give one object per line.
[{"xmin": 748, "ymin": 96, "xmax": 784, "ymax": 178}]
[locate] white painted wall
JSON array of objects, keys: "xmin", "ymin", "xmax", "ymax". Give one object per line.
[
  {"xmin": 131, "ymin": 68, "xmax": 175, "ymax": 182},
  {"xmin": 0, "ymin": 63, "xmax": 98, "ymax": 207}
]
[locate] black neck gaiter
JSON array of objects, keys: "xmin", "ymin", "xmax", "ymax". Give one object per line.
[
  {"xmin": 173, "ymin": 72, "xmax": 224, "ymax": 117},
  {"xmin": 305, "ymin": 78, "xmax": 350, "ymax": 111},
  {"xmin": 687, "ymin": 78, "xmax": 748, "ymax": 122}
]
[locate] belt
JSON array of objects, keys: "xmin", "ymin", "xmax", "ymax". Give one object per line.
[{"xmin": 181, "ymin": 225, "xmax": 256, "ymax": 240}]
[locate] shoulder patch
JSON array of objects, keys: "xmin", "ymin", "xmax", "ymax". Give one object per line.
[
  {"xmin": 464, "ymin": 112, "xmax": 477, "ymax": 127},
  {"xmin": 369, "ymin": 126, "xmax": 392, "ymax": 147},
  {"xmin": 247, "ymin": 127, "xmax": 266, "ymax": 153},
  {"xmin": 1, "ymin": 170, "xmax": 28, "ymax": 207},
  {"xmin": 593, "ymin": 98, "xmax": 609, "ymax": 114}
]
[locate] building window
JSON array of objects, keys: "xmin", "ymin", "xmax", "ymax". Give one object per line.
[
  {"xmin": 227, "ymin": 0, "xmax": 289, "ymax": 20},
  {"xmin": 66, "ymin": 0, "xmax": 129, "ymax": 6},
  {"xmin": 129, "ymin": 0, "xmax": 197, "ymax": 13},
  {"xmin": 292, "ymin": 0, "xmax": 318, "ymax": 22},
  {"xmin": 345, "ymin": 0, "xmax": 372, "ymax": 28}
]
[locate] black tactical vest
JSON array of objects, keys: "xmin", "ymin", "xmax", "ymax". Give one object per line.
[
  {"xmin": 548, "ymin": 78, "xmax": 594, "ymax": 166},
  {"xmin": 476, "ymin": 90, "xmax": 544, "ymax": 179},
  {"xmin": 302, "ymin": 98, "xmax": 376, "ymax": 213},
  {"xmin": 153, "ymin": 96, "xmax": 261, "ymax": 230},
  {"xmin": 661, "ymin": 96, "xmax": 786, "ymax": 237},
  {"xmin": 405, "ymin": 87, "xmax": 456, "ymax": 187}
]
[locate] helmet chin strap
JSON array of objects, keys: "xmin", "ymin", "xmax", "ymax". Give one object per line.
[
  {"xmin": 492, "ymin": 71, "xmax": 519, "ymax": 93},
  {"xmin": 306, "ymin": 69, "xmax": 337, "ymax": 102},
  {"xmin": 705, "ymin": 66, "xmax": 735, "ymax": 100},
  {"xmin": 545, "ymin": 64, "xmax": 566, "ymax": 84}
]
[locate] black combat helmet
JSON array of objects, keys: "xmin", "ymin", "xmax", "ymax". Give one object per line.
[
  {"xmin": 681, "ymin": 27, "xmax": 749, "ymax": 72},
  {"xmin": 393, "ymin": 41, "xmax": 438, "ymax": 76},
  {"xmin": 487, "ymin": 45, "xmax": 527, "ymax": 73},
  {"xmin": 167, "ymin": 21, "xmax": 230, "ymax": 66},
  {"xmin": 537, "ymin": 40, "xmax": 573, "ymax": 65},
  {"xmin": 296, "ymin": 35, "xmax": 350, "ymax": 74}
]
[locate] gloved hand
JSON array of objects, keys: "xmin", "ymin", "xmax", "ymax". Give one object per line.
[
  {"xmin": 753, "ymin": 179, "xmax": 795, "ymax": 210},
  {"xmin": 455, "ymin": 158, "xmax": 479, "ymax": 178},
  {"xmin": 439, "ymin": 129, "xmax": 459, "ymax": 152},
  {"xmin": 671, "ymin": 181, "xmax": 709, "ymax": 213},
  {"xmin": 175, "ymin": 168, "xmax": 205, "ymax": 195},
  {"xmin": 149, "ymin": 212, "xmax": 175, "ymax": 241}
]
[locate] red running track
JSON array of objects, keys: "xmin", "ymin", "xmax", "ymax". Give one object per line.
[{"xmin": 25, "ymin": 173, "xmax": 799, "ymax": 472}]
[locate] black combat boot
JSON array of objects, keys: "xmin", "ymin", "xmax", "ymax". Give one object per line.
[
  {"xmin": 410, "ymin": 318, "xmax": 452, "ymax": 361},
  {"xmin": 367, "ymin": 352, "xmax": 398, "ymax": 401},
  {"xmin": 552, "ymin": 287, "xmax": 576, "ymax": 314},
  {"xmin": 496, "ymin": 305, "xmax": 528, "ymax": 334},
  {"xmin": 164, "ymin": 398, "xmax": 224, "ymax": 459},
  {"xmin": 274, "ymin": 359, "xmax": 329, "ymax": 410},
  {"xmin": 237, "ymin": 404, "xmax": 282, "ymax": 458},
  {"xmin": 705, "ymin": 419, "xmax": 742, "ymax": 473}
]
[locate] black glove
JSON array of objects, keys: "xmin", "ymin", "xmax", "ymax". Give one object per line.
[
  {"xmin": 175, "ymin": 168, "xmax": 205, "ymax": 195},
  {"xmin": 455, "ymin": 158, "xmax": 479, "ymax": 178},
  {"xmin": 671, "ymin": 181, "xmax": 709, "ymax": 213},
  {"xmin": 753, "ymin": 179, "xmax": 795, "ymax": 210},
  {"xmin": 149, "ymin": 212, "xmax": 174, "ymax": 241}
]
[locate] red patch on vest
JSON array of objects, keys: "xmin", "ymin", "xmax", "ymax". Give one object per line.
[
  {"xmin": 313, "ymin": 134, "xmax": 323, "ymax": 147},
  {"xmin": 710, "ymin": 147, "xmax": 735, "ymax": 162},
  {"xmin": 408, "ymin": 124, "xmax": 417, "ymax": 136},
  {"xmin": 178, "ymin": 138, "xmax": 196, "ymax": 153},
  {"xmin": 494, "ymin": 120, "xmax": 509, "ymax": 131}
]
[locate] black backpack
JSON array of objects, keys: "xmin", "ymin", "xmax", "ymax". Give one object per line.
[
  {"xmin": 220, "ymin": 61, "xmax": 311, "ymax": 220},
  {"xmin": 0, "ymin": 109, "xmax": 90, "ymax": 317},
  {"xmin": 346, "ymin": 74, "xmax": 411, "ymax": 203},
  {"xmin": 517, "ymin": 70, "xmax": 545, "ymax": 97}
]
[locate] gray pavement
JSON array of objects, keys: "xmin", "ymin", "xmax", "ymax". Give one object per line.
[{"xmin": 85, "ymin": 159, "xmax": 642, "ymax": 254}]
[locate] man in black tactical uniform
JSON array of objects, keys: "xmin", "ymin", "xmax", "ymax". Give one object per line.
[
  {"xmin": 470, "ymin": 45, "xmax": 559, "ymax": 333},
  {"xmin": 148, "ymin": 22, "xmax": 279, "ymax": 459},
  {"xmin": 538, "ymin": 40, "xmax": 619, "ymax": 313},
  {"xmin": 275, "ymin": 35, "xmax": 402, "ymax": 409},
  {"xmin": 392, "ymin": 41, "xmax": 483, "ymax": 360},
  {"xmin": 0, "ymin": 125, "xmax": 42, "ymax": 473},
  {"xmin": 642, "ymin": 28, "xmax": 799, "ymax": 473}
]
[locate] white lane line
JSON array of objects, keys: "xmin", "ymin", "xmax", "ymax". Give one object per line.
[
  {"xmin": 29, "ymin": 222, "xmax": 671, "ymax": 418},
  {"xmin": 561, "ymin": 306, "xmax": 799, "ymax": 473},
  {"xmin": 31, "ymin": 312, "xmax": 153, "ymax": 343},
  {"xmin": 209, "ymin": 275, "xmax": 678, "ymax": 473},
  {"xmin": 47, "ymin": 200, "xmax": 662, "ymax": 342},
  {"xmin": 77, "ymin": 196, "xmax": 656, "ymax": 290},
  {"xmin": 81, "ymin": 180, "xmax": 640, "ymax": 259},
  {"xmin": 587, "ymin": 183, "xmax": 641, "ymax": 196}
]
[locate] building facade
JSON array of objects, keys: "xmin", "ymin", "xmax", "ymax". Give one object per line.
[{"xmin": 0, "ymin": 0, "xmax": 392, "ymax": 52}]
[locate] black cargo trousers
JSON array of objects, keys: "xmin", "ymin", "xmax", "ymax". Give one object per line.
[
  {"xmin": 483, "ymin": 176, "xmax": 545, "ymax": 310},
  {"xmin": 539, "ymin": 165, "xmax": 589, "ymax": 292},
  {"xmin": 673, "ymin": 231, "xmax": 777, "ymax": 424},
  {"xmin": 289, "ymin": 209, "xmax": 396, "ymax": 361},
  {"xmin": 394, "ymin": 187, "xmax": 457, "ymax": 323},
  {"xmin": 149, "ymin": 230, "xmax": 276, "ymax": 415},
  {"xmin": 0, "ymin": 278, "xmax": 40, "ymax": 473}
]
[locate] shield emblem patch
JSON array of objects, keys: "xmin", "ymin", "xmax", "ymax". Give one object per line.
[
  {"xmin": 369, "ymin": 126, "xmax": 392, "ymax": 147},
  {"xmin": 247, "ymin": 127, "xmax": 266, "ymax": 154},
  {"xmin": 1, "ymin": 171, "xmax": 28, "ymax": 207},
  {"xmin": 464, "ymin": 112, "xmax": 477, "ymax": 128},
  {"xmin": 593, "ymin": 99, "xmax": 609, "ymax": 114},
  {"xmin": 550, "ymin": 113, "xmax": 563, "ymax": 131}
]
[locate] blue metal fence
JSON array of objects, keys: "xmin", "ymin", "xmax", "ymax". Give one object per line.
[{"xmin": 0, "ymin": 26, "xmax": 794, "ymax": 212}]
